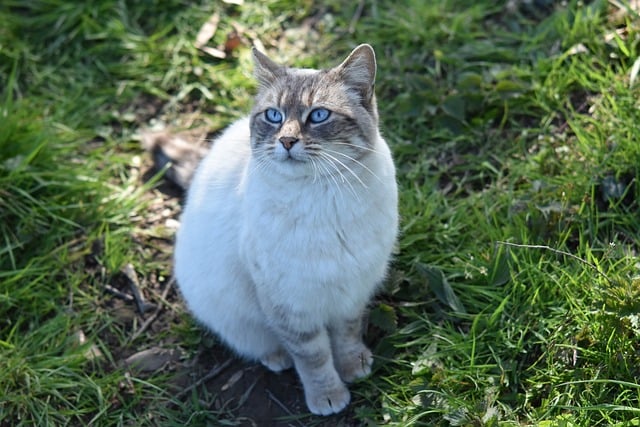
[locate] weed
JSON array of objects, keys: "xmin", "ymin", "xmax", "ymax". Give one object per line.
[{"xmin": 1, "ymin": 0, "xmax": 639, "ymax": 425}]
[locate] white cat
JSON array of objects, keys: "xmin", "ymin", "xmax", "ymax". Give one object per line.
[{"xmin": 174, "ymin": 44, "xmax": 398, "ymax": 415}]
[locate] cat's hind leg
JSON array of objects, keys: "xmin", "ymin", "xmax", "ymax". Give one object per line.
[
  {"xmin": 200, "ymin": 308, "xmax": 293, "ymax": 372},
  {"xmin": 259, "ymin": 346, "xmax": 293, "ymax": 372}
]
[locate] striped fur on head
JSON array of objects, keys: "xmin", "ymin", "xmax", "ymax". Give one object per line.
[{"xmin": 249, "ymin": 45, "xmax": 379, "ymax": 176}]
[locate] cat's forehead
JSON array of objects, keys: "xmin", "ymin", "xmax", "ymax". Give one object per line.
[
  {"xmin": 278, "ymin": 67, "xmax": 326, "ymax": 91},
  {"xmin": 257, "ymin": 68, "xmax": 340, "ymax": 108}
]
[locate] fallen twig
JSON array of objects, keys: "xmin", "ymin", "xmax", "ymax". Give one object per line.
[
  {"xmin": 128, "ymin": 276, "xmax": 175, "ymax": 343},
  {"xmin": 123, "ymin": 263, "xmax": 155, "ymax": 314},
  {"xmin": 175, "ymin": 358, "xmax": 234, "ymax": 400},
  {"xmin": 104, "ymin": 283, "xmax": 134, "ymax": 302},
  {"xmin": 265, "ymin": 388, "xmax": 305, "ymax": 427}
]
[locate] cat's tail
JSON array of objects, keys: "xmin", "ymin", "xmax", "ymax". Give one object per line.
[{"xmin": 141, "ymin": 129, "xmax": 210, "ymax": 190}]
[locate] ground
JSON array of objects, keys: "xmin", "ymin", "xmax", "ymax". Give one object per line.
[{"xmin": 2, "ymin": 1, "xmax": 640, "ymax": 425}]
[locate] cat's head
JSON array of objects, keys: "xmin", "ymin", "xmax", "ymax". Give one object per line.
[{"xmin": 249, "ymin": 44, "xmax": 379, "ymax": 178}]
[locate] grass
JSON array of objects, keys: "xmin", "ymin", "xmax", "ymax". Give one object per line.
[{"xmin": 1, "ymin": 0, "xmax": 639, "ymax": 425}]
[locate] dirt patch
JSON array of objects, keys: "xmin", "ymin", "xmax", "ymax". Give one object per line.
[{"xmin": 171, "ymin": 353, "xmax": 360, "ymax": 426}]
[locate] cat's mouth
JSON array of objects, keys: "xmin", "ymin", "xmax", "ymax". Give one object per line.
[
  {"xmin": 272, "ymin": 146, "xmax": 307, "ymax": 163},
  {"xmin": 283, "ymin": 152, "xmax": 306, "ymax": 162}
]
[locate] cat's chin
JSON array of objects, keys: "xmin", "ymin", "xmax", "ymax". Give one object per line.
[
  {"xmin": 260, "ymin": 156, "xmax": 321, "ymax": 180},
  {"xmin": 270, "ymin": 157, "xmax": 307, "ymax": 172}
]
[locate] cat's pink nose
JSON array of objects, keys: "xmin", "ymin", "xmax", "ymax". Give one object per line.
[{"xmin": 279, "ymin": 136, "xmax": 299, "ymax": 150}]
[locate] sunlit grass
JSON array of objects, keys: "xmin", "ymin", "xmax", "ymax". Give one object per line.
[{"xmin": 2, "ymin": 0, "xmax": 639, "ymax": 425}]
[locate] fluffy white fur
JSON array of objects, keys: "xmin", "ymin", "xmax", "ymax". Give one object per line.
[{"xmin": 174, "ymin": 44, "xmax": 398, "ymax": 415}]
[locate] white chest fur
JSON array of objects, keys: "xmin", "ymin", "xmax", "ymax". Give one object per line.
[{"xmin": 239, "ymin": 138, "xmax": 397, "ymax": 328}]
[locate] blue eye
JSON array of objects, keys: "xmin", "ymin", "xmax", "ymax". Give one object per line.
[
  {"xmin": 309, "ymin": 108, "xmax": 331, "ymax": 124},
  {"xmin": 265, "ymin": 108, "xmax": 283, "ymax": 124}
]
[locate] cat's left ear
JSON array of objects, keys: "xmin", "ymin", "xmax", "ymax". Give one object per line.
[
  {"xmin": 335, "ymin": 44, "xmax": 377, "ymax": 103},
  {"xmin": 252, "ymin": 47, "xmax": 283, "ymax": 88}
]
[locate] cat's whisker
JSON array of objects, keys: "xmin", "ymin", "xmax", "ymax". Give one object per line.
[
  {"xmin": 313, "ymin": 155, "xmax": 346, "ymax": 202},
  {"xmin": 316, "ymin": 151, "xmax": 368, "ymax": 190},
  {"xmin": 323, "ymin": 156, "xmax": 361, "ymax": 200},
  {"xmin": 322, "ymin": 148, "xmax": 383, "ymax": 184},
  {"xmin": 247, "ymin": 154, "xmax": 265, "ymax": 175},
  {"xmin": 317, "ymin": 152, "xmax": 348, "ymax": 183},
  {"xmin": 308, "ymin": 156, "xmax": 320, "ymax": 184},
  {"xmin": 331, "ymin": 142, "xmax": 381, "ymax": 155},
  {"xmin": 248, "ymin": 152, "xmax": 272, "ymax": 178},
  {"xmin": 316, "ymin": 152, "xmax": 361, "ymax": 200}
]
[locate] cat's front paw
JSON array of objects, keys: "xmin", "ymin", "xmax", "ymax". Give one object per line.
[
  {"xmin": 304, "ymin": 382, "xmax": 350, "ymax": 415},
  {"xmin": 334, "ymin": 343, "xmax": 373, "ymax": 383}
]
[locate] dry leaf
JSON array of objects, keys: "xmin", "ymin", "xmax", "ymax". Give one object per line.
[
  {"xmin": 69, "ymin": 330, "xmax": 103, "ymax": 361},
  {"xmin": 224, "ymin": 30, "xmax": 243, "ymax": 53},
  {"xmin": 567, "ymin": 43, "xmax": 588, "ymax": 55},
  {"xmin": 199, "ymin": 45, "xmax": 227, "ymax": 59},
  {"xmin": 195, "ymin": 13, "xmax": 220, "ymax": 48},
  {"xmin": 604, "ymin": 27, "xmax": 628, "ymax": 44},
  {"xmin": 609, "ymin": 0, "xmax": 640, "ymax": 24},
  {"xmin": 124, "ymin": 347, "xmax": 181, "ymax": 372},
  {"xmin": 630, "ymin": 56, "xmax": 640, "ymax": 87},
  {"xmin": 221, "ymin": 369, "xmax": 244, "ymax": 391}
]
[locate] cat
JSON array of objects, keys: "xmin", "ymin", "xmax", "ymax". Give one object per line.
[{"xmin": 174, "ymin": 44, "xmax": 398, "ymax": 415}]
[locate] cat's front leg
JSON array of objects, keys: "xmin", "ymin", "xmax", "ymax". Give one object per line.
[
  {"xmin": 329, "ymin": 314, "xmax": 373, "ymax": 383},
  {"xmin": 276, "ymin": 325, "xmax": 350, "ymax": 415}
]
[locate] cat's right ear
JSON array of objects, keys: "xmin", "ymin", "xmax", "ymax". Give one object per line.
[
  {"xmin": 252, "ymin": 47, "xmax": 282, "ymax": 88},
  {"xmin": 334, "ymin": 44, "xmax": 377, "ymax": 107}
]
